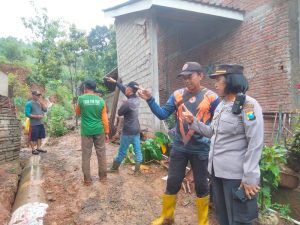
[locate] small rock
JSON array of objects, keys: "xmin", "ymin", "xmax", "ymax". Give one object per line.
[{"xmin": 47, "ymin": 195, "xmax": 56, "ymax": 202}]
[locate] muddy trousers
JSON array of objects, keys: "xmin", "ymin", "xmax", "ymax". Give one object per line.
[
  {"xmin": 166, "ymin": 150, "xmax": 209, "ymax": 197},
  {"xmin": 81, "ymin": 134, "xmax": 107, "ymax": 181},
  {"xmin": 211, "ymin": 172, "xmax": 258, "ymax": 225},
  {"xmin": 153, "ymin": 150, "xmax": 209, "ymax": 225}
]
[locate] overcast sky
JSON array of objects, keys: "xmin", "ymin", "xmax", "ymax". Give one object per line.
[{"xmin": 0, "ymin": 0, "xmax": 128, "ymax": 41}]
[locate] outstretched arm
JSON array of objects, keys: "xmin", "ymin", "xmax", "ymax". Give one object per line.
[
  {"xmin": 139, "ymin": 89, "xmax": 176, "ymax": 120},
  {"xmin": 105, "ymin": 77, "xmax": 126, "ymax": 95}
]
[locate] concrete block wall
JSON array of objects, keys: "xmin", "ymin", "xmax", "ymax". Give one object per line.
[
  {"xmin": 115, "ymin": 12, "xmax": 159, "ymax": 130},
  {"xmin": 0, "ymin": 96, "xmax": 21, "ymax": 163}
]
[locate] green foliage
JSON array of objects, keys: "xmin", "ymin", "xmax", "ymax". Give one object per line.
[
  {"xmin": 46, "ymin": 104, "xmax": 68, "ymax": 136},
  {"xmin": 155, "ymin": 132, "xmax": 171, "ymax": 146},
  {"xmin": 8, "ymin": 73, "xmax": 30, "ymax": 122},
  {"xmin": 141, "ymin": 139, "xmax": 162, "ymax": 162},
  {"xmin": 22, "ymin": 5, "xmax": 63, "ymax": 86},
  {"xmin": 124, "ymin": 145, "xmax": 135, "ymax": 164},
  {"xmin": 84, "ymin": 25, "xmax": 117, "ymax": 86},
  {"xmin": 259, "ymin": 145, "xmax": 287, "ymax": 212},
  {"xmin": 59, "ymin": 24, "xmax": 88, "ymax": 96},
  {"xmin": 271, "ymin": 203, "xmax": 291, "ymax": 218},
  {"xmin": 8, "ymin": 73, "xmax": 30, "ymax": 98},
  {"xmin": 124, "ymin": 132, "xmax": 170, "ymax": 164},
  {"xmin": 286, "ymin": 114, "xmax": 300, "ymax": 157},
  {"xmin": 87, "ymin": 26, "xmax": 110, "ymax": 52},
  {"xmin": 45, "ymin": 80, "xmax": 73, "ymax": 118},
  {"xmin": 165, "ymin": 114, "xmax": 176, "ymax": 129},
  {"xmin": 0, "ymin": 37, "xmax": 25, "ymax": 63},
  {"xmin": 154, "ymin": 131, "xmax": 171, "ymax": 155},
  {"xmin": 17, "ymin": 111, "xmax": 27, "ymax": 126},
  {"xmin": 123, "ymin": 138, "xmax": 163, "ymax": 164},
  {"xmin": 19, "ymin": 4, "xmax": 117, "ymax": 95}
]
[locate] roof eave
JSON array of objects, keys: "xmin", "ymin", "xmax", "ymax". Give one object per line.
[{"xmin": 103, "ymin": 0, "xmax": 244, "ymax": 21}]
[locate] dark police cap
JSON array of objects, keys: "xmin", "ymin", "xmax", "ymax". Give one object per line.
[
  {"xmin": 178, "ymin": 62, "xmax": 203, "ymax": 76},
  {"xmin": 84, "ymin": 80, "xmax": 97, "ymax": 90},
  {"xmin": 209, "ymin": 64, "xmax": 244, "ymax": 79},
  {"xmin": 32, "ymin": 90, "xmax": 42, "ymax": 96},
  {"xmin": 126, "ymin": 81, "xmax": 139, "ymax": 92}
]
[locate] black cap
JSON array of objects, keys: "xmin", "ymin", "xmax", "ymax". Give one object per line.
[
  {"xmin": 178, "ymin": 62, "xmax": 203, "ymax": 76},
  {"xmin": 94, "ymin": 90, "xmax": 103, "ymax": 95},
  {"xmin": 84, "ymin": 80, "xmax": 97, "ymax": 91},
  {"xmin": 126, "ymin": 81, "xmax": 139, "ymax": 93},
  {"xmin": 32, "ymin": 90, "xmax": 42, "ymax": 96},
  {"xmin": 209, "ymin": 64, "xmax": 244, "ymax": 79}
]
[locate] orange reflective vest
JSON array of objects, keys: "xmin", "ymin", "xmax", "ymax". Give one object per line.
[{"xmin": 174, "ymin": 88, "xmax": 218, "ymax": 145}]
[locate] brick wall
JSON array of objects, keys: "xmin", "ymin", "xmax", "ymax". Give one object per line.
[
  {"xmin": 113, "ymin": 0, "xmax": 299, "ymax": 137},
  {"xmin": 0, "ymin": 96, "xmax": 21, "ymax": 163},
  {"xmin": 156, "ymin": 0, "xmax": 297, "ymax": 144},
  {"xmin": 115, "ymin": 11, "xmax": 160, "ymax": 130},
  {"xmin": 159, "ymin": 0, "xmax": 293, "ymax": 110}
]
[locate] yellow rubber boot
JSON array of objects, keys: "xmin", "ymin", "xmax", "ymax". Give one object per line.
[
  {"xmin": 151, "ymin": 194, "xmax": 177, "ymax": 225},
  {"xmin": 196, "ymin": 196, "xmax": 209, "ymax": 225}
]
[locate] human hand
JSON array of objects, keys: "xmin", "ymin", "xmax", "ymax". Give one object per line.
[
  {"xmin": 105, "ymin": 134, "xmax": 110, "ymax": 142},
  {"xmin": 33, "ymin": 114, "xmax": 43, "ymax": 119},
  {"xmin": 104, "ymin": 77, "xmax": 116, "ymax": 83},
  {"xmin": 137, "ymin": 89, "xmax": 152, "ymax": 100},
  {"xmin": 240, "ymin": 182, "xmax": 260, "ymax": 199},
  {"xmin": 39, "ymin": 114, "xmax": 44, "ymax": 119},
  {"xmin": 182, "ymin": 104, "xmax": 194, "ymax": 124}
]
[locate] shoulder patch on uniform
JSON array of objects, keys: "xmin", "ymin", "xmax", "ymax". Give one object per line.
[
  {"xmin": 246, "ymin": 111, "xmax": 256, "ymax": 121},
  {"xmin": 243, "ymin": 104, "xmax": 254, "ymax": 110}
]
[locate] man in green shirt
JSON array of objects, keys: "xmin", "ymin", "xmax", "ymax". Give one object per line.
[{"xmin": 76, "ymin": 80, "xmax": 110, "ymax": 185}]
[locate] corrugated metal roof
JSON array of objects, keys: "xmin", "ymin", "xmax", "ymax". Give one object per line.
[
  {"xmin": 104, "ymin": 0, "xmax": 243, "ymax": 13},
  {"xmin": 182, "ymin": 0, "xmax": 243, "ymax": 12}
]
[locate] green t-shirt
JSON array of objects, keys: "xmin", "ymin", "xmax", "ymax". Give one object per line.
[{"xmin": 78, "ymin": 94, "xmax": 105, "ymax": 136}]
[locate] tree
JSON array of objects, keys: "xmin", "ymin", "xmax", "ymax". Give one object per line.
[
  {"xmin": 84, "ymin": 25, "xmax": 117, "ymax": 85},
  {"xmin": 0, "ymin": 37, "xmax": 25, "ymax": 63},
  {"xmin": 22, "ymin": 5, "xmax": 63, "ymax": 86},
  {"xmin": 87, "ymin": 26, "xmax": 109, "ymax": 52},
  {"xmin": 59, "ymin": 24, "xmax": 88, "ymax": 97}
]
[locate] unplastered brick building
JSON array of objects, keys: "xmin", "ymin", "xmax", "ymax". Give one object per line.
[
  {"xmin": 104, "ymin": 0, "xmax": 300, "ymax": 144},
  {"xmin": 0, "ymin": 70, "xmax": 21, "ymax": 163}
]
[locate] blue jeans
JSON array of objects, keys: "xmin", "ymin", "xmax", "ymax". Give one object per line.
[{"xmin": 115, "ymin": 134, "xmax": 142, "ymax": 163}]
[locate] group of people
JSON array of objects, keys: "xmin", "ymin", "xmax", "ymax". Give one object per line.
[
  {"xmin": 138, "ymin": 62, "xmax": 263, "ymax": 225},
  {"xmin": 24, "ymin": 61, "xmax": 264, "ymax": 225},
  {"xmin": 75, "ymin": 78, "xmax": 143, "ymax": 184}
]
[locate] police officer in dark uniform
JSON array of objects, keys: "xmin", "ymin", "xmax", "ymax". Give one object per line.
[{"xmin": 184, "ymin": 64, "xmax": 264, "ymax": 225}]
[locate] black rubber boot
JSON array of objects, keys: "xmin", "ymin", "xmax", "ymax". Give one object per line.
[
  {"xmin": 134, "ymin": 163, "xmax": 142, "ymax": 176},
  {"xmin": 107, "ymin": 159, "xmax": 121, "ymax": 173}
]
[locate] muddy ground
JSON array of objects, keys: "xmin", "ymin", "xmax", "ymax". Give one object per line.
[
  {"xmin": 18, "ymin": 131, "xmax": 218, "ymax": 225},
  {"xmin": 0, "ymin": 160, "xmax": 21, "ymax": 224},
  {"xmin": 1, "ymin": 130, "xmax": 295, "ymax": 225}
]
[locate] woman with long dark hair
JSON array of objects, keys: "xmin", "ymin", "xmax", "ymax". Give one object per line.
[{"xmin": 183, "ymin": 64, "xmax": 264, "ymax": 225}]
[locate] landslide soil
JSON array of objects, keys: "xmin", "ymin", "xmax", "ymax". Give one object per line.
[{"xmin": 20, "ymin": 130, "xmax": 218, "ymax": 225}]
